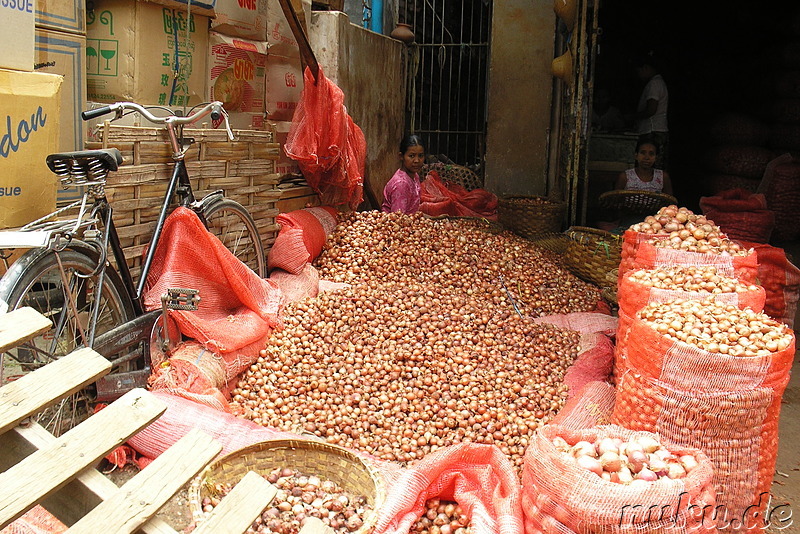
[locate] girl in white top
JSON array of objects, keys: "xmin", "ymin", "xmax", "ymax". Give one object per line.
[{"xmin": 615, "ymin": 139, "xmax": 673, "ymax": 195}]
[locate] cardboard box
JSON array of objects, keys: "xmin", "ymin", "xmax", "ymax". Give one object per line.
[
  {"xmin": 267, "ymin": 120, "xmax": 300, "ymax": 176},
  {"xmin": 37, "ymin": 0, "xmax": 86, "ymax": 34},
  {"xmin": 0, "ymin": 69, "xmax": 62, "ymax": 229},
  {"xmin": 265, "ymin": 0, "xmax": 310, "ymax": 59},
  {"xmin": 1, "ymin": 0, "xmax": 35, "ymax": 71},
  {"xmin": 265, "ymin": 54, "xmax": 302, "ymax": 122},
  {"xmin": 211, "ymin": 0, "xmax": 267, "ymax": 41},
  {"xmin": 208, "ymin": 32, "xmax": 267, "ymax": 130},
  {"xmin": 35, "ymin": 29, "xmax": 87, "ymax": 152},
  {"xmin": 86, "ymin": 0, "xmax": 209, "ymax": 107}
]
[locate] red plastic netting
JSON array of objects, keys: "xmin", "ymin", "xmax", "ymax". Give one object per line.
[
  {"xmin": 612, "ymin": 317, "xmax": 795, "ymax": 531},
  {"xmin": 739, "ymin": 241, "xmax": 800, "ymax": 326},
  {"xmin": 522, "ymin": 424, "xmax": 717, "ymax": 534},
  {"xmin": 631, "ymin": 240, "xmax": 759, "ymax": 286},
  {"xmin": 0, "ymin": 506, "xmax": 66, "ymax": 534},
  {"xmin": 143, "ymin": 207, "xmax": 283, "ymax": 390},
  {"xmin": 284, "ymin": 67, "xmax": 366, "ymax": 209},
  {"xmin": 699, "ymin": 189, "xmax": 775, "ymax": 244},
  {"xmin": 419, "ymin": 171, "xmax": 499, "ymax": 220}
]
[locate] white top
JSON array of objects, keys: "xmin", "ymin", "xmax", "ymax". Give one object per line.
[
  {"xmin": 625, "ymin": 168, "xmax": 664, "ymax": 192},
  {"xmin": 636, "ymin": 74, "xmax": 669, "ymax": 134}
]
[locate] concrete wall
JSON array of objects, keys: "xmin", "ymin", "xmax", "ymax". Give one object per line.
[
  {"xmin": 485, "ymin": 2, "xmax": 555, "ymax": 197},
  {"xmin": 310, "ymin": 11, "xmax": 406, "ymax": 207}
]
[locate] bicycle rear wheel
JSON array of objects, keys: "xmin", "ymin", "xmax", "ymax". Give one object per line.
[
  {"xmin": 201, "ymin": 198, "xmax": 266, "ymax": 278},
  {"xmin": 0, "ymin": 243, "xmax": 136, "ymax": 436}
]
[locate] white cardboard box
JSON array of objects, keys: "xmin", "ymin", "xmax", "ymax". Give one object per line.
[{"xmin": 1, "ymin": 0, "xmax": 35, "ymax": 71}]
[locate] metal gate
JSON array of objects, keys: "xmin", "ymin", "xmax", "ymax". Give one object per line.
[{"xmin": 400, "ymin": 0, "xmax": 492, "ymax": 180}]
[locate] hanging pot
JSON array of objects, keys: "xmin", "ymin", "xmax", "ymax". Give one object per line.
[
  {"xmin": 554, "ymin": 0, "xmax": 577, "ymax": 31},
  {"xmin": 390, "ymin": 23, "xmax": 415, "ymax": 44},
  {"xmin": 551, "ymin": 49, "xmax": 573, "ymax": 85}
]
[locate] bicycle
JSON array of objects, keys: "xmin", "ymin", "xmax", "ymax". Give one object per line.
[{"xmin": 0, "ymin": 101, "xmax": 267, "ymax": 435}]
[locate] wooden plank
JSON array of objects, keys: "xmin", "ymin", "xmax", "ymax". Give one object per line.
[
  {"xmin": 299, "ymin": 517, "xmax": 336, "ymax": 534},
  {"xmin": 0, "ymin": 307, "xmax": 52, "ymax": 352},
  {"xmin": 0, "ymin": 347, "xmax": 111, "ymax": 434},
  {"xmin": 191, "ymin": 471, "xmax": 277, "ymax": 534},
  {"xmin": 0, "ymin": 423, "xmax": 178, "ymax": 534},
  {"xmin": 0, "ymin": 388, "xmax": 165, "ymax": 529},
  {"xmin": 68, "ymin": 429, "xmax": 221, "ymax": 534}
]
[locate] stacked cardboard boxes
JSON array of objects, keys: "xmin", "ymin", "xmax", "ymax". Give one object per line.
[{"xmin": 0, "ymin": 0, "xmax": 64, "ymax": 227}]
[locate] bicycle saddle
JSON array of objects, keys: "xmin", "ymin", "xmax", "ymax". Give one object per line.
[{"xmin": 46, "ymin": 148, "xmax": 124, "ymax": 174}]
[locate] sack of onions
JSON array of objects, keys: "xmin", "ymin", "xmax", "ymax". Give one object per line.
[
  {"xmin": 611, "ymin": 298, "xmax": 795, "ymax": 530},
  {"xmin": 521, "ymin": 424, "xmax": 716, "ymax": 534},
  {"xmin": 619, "ymin": 205, "xmax": 707, "ymax": 286},
  {"xmin": 613, "ymin": 266, "xmax": 766, "ymax": 379}
]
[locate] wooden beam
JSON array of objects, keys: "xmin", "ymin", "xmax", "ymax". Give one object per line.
[
  {"xmin": 0, "ymin": 389, "xmax": 165, "ymax": 529},
  {"xmin": 68, "ymin": 429, "xmax": 221, "ymax": 534},
  {"xmin": 0, "ymin": 423, "xmax": 178, "ymax": 533},
  {"xmin": 0, "ymin": 306, "xmax": 52, "ymax": 352},
  {"xmin": 191, "ymin": 471, "xmax": 278, "ymax": 534},
  {"xmin": 0, "ymin": 347, "xmax": 111, "ymax": 435}
]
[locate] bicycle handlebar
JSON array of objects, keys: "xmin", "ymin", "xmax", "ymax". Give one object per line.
[{"xmin": 80, "ymin": 102, "xmax": 235, "ymax": 141}]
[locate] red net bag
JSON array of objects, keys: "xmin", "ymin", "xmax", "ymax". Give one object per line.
[
  {"xmin": 284, "ymin": 67, "xmax": 366, "ymax": 209},
  {"xmin": 1, "ymin": 506, "xmax": 67, "ymax": 534},
  {"xmin": 372, "ymin": 443, "xmax": 522, "ymax": 534},
  {"xmin": 522, "ymin": 424, "xmax": 716, "ymax": 534},
  {"xmin": 419, "ymin": 171, "xmax": 499, "ymax": 220},
  {"xmin": 738, "ymin": 241, "xmax": 800, "ymax": 326},
  {"xmin": 619, "ymin": 229, "xmax": 669, "ymax": 285},
  {"xmin": 632, "ymin": 240, "xmax": 758, "ymax": 285},
  {"xmin": 614, "ymin": 267, "xmax": 766, "ymax": 379},
  {"xmin": 699, "ymin": 189, "xmax": 775, "ymax": 244},
  {"xmin": 268, "ymin": 206, "xmax": 338, "ymax": 274},
  {"xmin": 143, "ymin": 207, "xmax": 283, "ymax": 387},
  {"xmin": 549, "ymin": 381, "xmax": 616, "ymax": 429},
  {"xmin": 611, "ymin": 304, "xmax": 795, "ymax": 532}
]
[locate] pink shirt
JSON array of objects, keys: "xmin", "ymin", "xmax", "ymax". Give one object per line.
[{"xmin": 382, "ymin": 168, "xmax": 421, "ymax": 214}]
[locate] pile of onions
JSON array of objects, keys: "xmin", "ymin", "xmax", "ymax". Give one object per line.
[
  {"xmin": 638, "ymin": 297, "xmax": 793, "ymax": 356},
  {"xmin": 626, "ymin": 265, "xmax": 759, "ymax": 294},
  {"xmin": 200, "ymin": 468, "xmax": 371, "ymax": 534},
  {"xmin": 411, "ymin": 499, "xmax": 471, "ymax": 534},
  {"xmin": 552, "ymin": 434, "xmax": 699, "ymax": 487},
  {"xmin": 232, "ymin": 213, "xmax": 600, "ymax": 468}
]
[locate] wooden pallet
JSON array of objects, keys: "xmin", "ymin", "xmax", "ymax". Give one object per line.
[{"xmin": 0, "ymin": 307, "xmax": 279, "ymax": 534}]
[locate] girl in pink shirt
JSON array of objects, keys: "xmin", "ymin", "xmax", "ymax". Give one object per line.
[{"xmin": 382, "ymin": 135, "xmax": 425, "ymax": 214}]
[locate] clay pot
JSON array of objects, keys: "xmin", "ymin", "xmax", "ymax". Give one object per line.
[
  {"xmin": 554, "ymin": 0, "xmax": 577, "ymax": 31},
  {"xmin": 390, "ymin": 23, "xmax": 415, "ymax": 44},
  {"xmin": 551, "ymin": 49, "xmax": 573, "ymax": 85}
]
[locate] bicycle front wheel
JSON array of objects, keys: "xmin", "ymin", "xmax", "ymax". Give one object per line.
[
  {"xmin": 201, "ymin": 198, "xmax": 266, "ymax": 278},
  {"xmin": 0, "ymin": 244, "xmax": 136, "ymax": 435}
]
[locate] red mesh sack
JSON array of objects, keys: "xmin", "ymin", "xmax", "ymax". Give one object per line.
[
  {"xmin": 699, "ymin": 189, "xmax": 775, "ymax": 243},
  {"xmin": 419, "ymin": 171, "xmax": 499, "ymax": 220},
  {"xmin": 704, "ymin": 174, "xmax": 761, "ymax": 195},
  {"xmin": 739, "ymin": 240, "xmax": 800, "ymax": 326},
  {"xmin": 372, "ymin": 443, "xmax": 522, "ymax": 534},
  {"xmin": 549, "ymin": 380, "xmax": 616, "ymax": 429},
  {"xmin": 612, "ymin": 315, "xmax": 795, "ymax": 531},
  {"xmin": 758, "ymin": 154, "xmax": 800, "ymax": 241},
  {"xmin": 143, "ymin": 208, "xmax": 283, "ymax": 387},
  {"xmin": 268, "ymin": 206, "xmax": 338, "ymax": 274},
  {"xmin": 632, "ymin": 240, "xmax": 759, "ymax": 285},
  {"xmin": 1, "ymin": 506, "xmax": 67, "ymax": 534},
  {"xmin": 284, "ymin": 67, "xmax": 366, "ymax": 209},
  {"xmin": 703, "ymin": 146, "xmax": 776, "ymax": 178},
  {"xmin": 618, "ymin": 229, "xmax": 669, "ymax": 286},
  {"xmin": 522, "ymin": 424, "xmax": 716, "ymax": 534},
  {"xmin": 614, "ymin": 270, "xmax": 766, "ymax": 378},
  {"xmin": 268, "ymin": 264, "xmax": 321, "ymax": 304}
]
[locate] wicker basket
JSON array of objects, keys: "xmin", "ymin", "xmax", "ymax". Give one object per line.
[
  {"xmin": 422, "ymin": 162, "xmax": 483, "ymax": 190},
  {"xmin": 188, "ymin": 439, "xmax": 385, "ymax": 533},
  {"xmin": 598, "ymin": 190, "xmax": 677, "ymax": 215},
  {"xmin": 497, "ymin": 196, "xmax": 567, "ymax": 239},
  {"xmin": 563, "ymin": 226, "xmax": 622, "ymax": 287}
]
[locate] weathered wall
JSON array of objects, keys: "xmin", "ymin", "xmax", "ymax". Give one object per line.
[
  {"xmin": 310, "ymin": 11, "xmax": 406, "ymax": 207},
  {"xmin": 485, "ymin": 2, "xmax": 555, "ymax": 197}
]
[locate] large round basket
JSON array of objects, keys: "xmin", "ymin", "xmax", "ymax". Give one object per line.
[
  {"xmin": 188, "ymin": 439, "xmax": 385, "ymax": 533},
  {"xmin": 497, "ymin": 196, "xmax": 567, "ymax": 239},
  {"xmin": 563, "ymin": 226, "xmax": 622, "ymax": 287},
  {"xmin": 598, "ymin": 190, "xmax": 677, "ymax": 215},
  {"xmin": 422, "ymin": 162, "xmax": 483, "ymax": 191}
]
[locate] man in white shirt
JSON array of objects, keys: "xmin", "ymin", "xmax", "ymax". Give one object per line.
[{"xmin": 635, "ymin": 55, "xmax": 669, "ymax": 169}]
